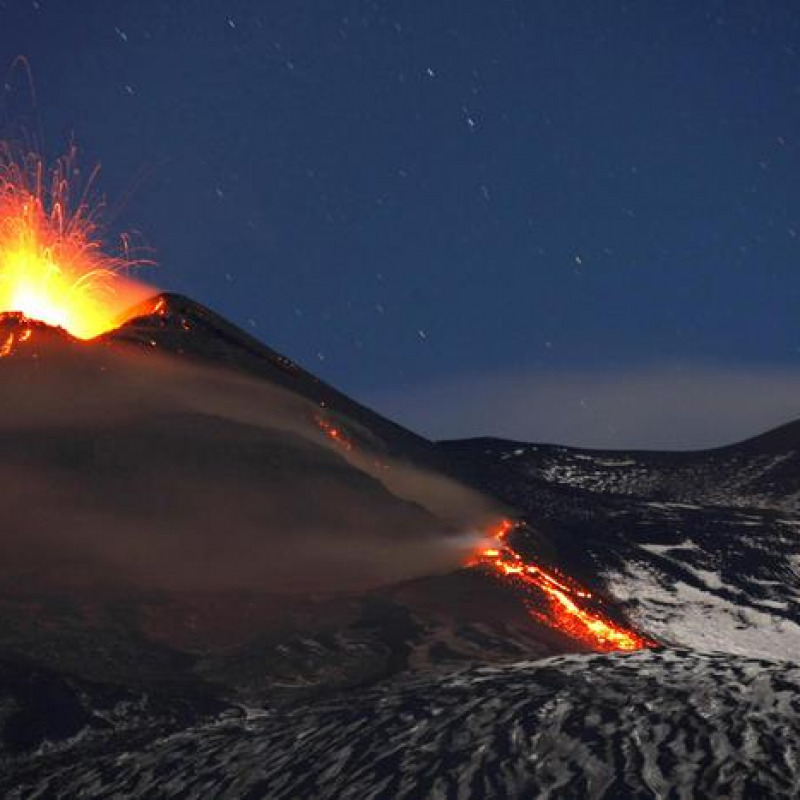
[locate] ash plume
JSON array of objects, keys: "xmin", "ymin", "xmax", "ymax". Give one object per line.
[{"xmin": 0, "ymin": 341, "xmax": 502, "ymax": 594}]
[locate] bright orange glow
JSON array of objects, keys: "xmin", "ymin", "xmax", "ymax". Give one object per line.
[
  {"xmin": 0, "ymin": 322, "xmax": 34, "ymax": 358},
  {"xmin": 475, "ymin": 520, "xmax": 655, "ymax": 652},
  {"xmin": 0, "ymin": 145, "xmax": 151, "ymax": 339}
]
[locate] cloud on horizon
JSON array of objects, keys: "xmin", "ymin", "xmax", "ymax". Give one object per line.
[{"xmin": 364, "ymin": 364, "xmax": 800, "ymax": 451}]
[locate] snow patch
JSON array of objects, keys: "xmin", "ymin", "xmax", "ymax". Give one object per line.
[{"xmin": 606, "ymin": 564, "xmax": 800, "ymax": 663}]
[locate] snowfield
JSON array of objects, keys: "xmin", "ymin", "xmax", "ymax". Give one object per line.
[
  {"xmin": 6, "ymin": 650, "xmax": 800, "ymax": 799},
  {"xmin": 606, "ymin": 561, "xmax": 800, "ymax": 662}
]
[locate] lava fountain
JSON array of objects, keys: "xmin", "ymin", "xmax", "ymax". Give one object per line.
[{"xmin": 0, "ymin": 145, "xmax": 151, "ymax": 339}]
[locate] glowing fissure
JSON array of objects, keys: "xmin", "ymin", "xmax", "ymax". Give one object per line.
[
  {"xmin": 475, "ymin": 520, "xmax": 655, "ymax": 652},
  {"xmin": 0, "ymin": 146, "xmax": 148, "ymax": 339}
]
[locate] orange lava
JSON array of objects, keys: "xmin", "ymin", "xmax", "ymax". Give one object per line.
[
  {"xmin": 475, "ymin": 520, "xmax": 655, "ymax": 652},
  {"xmin": 0, "ymin": 323, "xmax": 33, "ymax": 358},
  {"xmin": 314, "ymin": 413, "xmax": 353, "ymax": 451},
  {"xmin": 313, "ymin": 414, "xmax": 650, "ymax": 652},
  {"xmin": 0, "ymin": 145, "xmax": 151, "ymax": 339},
  {"xmin": 313, "ymin": 411, "xmax": 393, "ymax": 473}
]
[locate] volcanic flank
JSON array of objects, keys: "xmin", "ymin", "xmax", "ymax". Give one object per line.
[
  {"xmin": 0, "ymin": 145, "xmax": 654, "ymax": 666},
  {"xmin": 0, "ymin": 289, "xmax": 656, "ymax": 694},
  {"xmin": 0, "ymin": 147, "xmax": 679, "ymax": 799},
  {"xmin": 6, "ymin": 294, "xmax": 800, "ymax": 800},
  {"xmin": 0, "ymin": 298, "xmax": 482, "ymax": 593},
  {"xmin": 5, "ymin": 164, "xmax": 800, "ymax": 798}
]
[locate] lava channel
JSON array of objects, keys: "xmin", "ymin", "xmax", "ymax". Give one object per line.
[
  {"xmin": 474, "ymin": 520, "xmax": 656, "ymax": 652},
  {"xmin": 314, "ymin": 413, "xmax": 655, "ymax": 652}
]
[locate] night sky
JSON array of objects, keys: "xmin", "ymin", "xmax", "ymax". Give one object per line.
[{"xmin": 1, "ymin": 1, "xmax": 799, "ymax": 448}]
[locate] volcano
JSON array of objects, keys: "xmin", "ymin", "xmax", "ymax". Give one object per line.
[
  {"xmin": 0, "ymin": 295, "xmax": 644, "ymax": 669},
  {"xmin": 1, "ymin": 294, "xmax": 799, "ymax": 798}
]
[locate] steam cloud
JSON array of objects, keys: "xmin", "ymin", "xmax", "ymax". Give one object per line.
[{"xmin": 0, "ymin": 342, "xmax": 500, "ymax": 594}]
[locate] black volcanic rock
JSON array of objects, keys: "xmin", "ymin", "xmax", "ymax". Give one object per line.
[{"xmin": 5, "ymin": 650, "xmax": 800, "ymax": 799}]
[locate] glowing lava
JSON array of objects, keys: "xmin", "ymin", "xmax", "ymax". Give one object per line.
[
  {"xmin": 475, "ymin": 520, "xmax": 655, "ymax": 652},
  {"xmin": 314, "ymin": 413, "xmax": 354, "ymax": 451},
  {"xmin": 0, "ymin": 322, "xmax": 33, "ymax": 358},
  {"xmin": 313, "ymin": 411, "xmax": 394, "ymax": 473},
  {"xmin": 313, "ymin": 413, "xmax": 650, "ymax": 652},
  {"xmin": 0, "ymin": 146, "xmax": 149, "ymax": 339}
]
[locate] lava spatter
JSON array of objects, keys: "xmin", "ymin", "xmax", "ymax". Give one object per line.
[
  {"xmin": 0, "ymin": 145, "xmax": 151, "ymax": 338},
  {"xmin": 0, "ymin": 324, "xmax": 32, "ymax": 357}
]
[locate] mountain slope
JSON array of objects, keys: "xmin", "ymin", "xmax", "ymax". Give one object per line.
[
  {"xmin": 442, "ymin": 424, "xmax": 800, "ymax": 512},
  {"xmin": 5, "ymin": 650, "xmax": 799, "ymax": 800},
  {"xmin": 2, "ymin": 296, "xmax": 800, "ymax": 796},
  {"xmin": 105, "ymin": 293, "xmax": 447, "ymax": 469},
  {"xmin": 0, "ymin": 297, "xmax": 614, "ymax": 701},
  {"xmin": 442, "ymin": 433, "xmax": 800, "ymax": 662}
]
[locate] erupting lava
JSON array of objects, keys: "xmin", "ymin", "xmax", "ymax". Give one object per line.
[
  {"xmin": 476, "ymin": 520, "xmax": 655, "ymax": 652},
  {"xmin": 0, "ymin": 145, "xmax": 149, "ymax": 339}
]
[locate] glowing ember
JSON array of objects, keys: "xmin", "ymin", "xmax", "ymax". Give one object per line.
[
  {"xmin": 314, "ymin": 413, "xmax": 354, "ymax": 451},
  {"xmin": 0, "ymin": 145, "xmax": 150, "ymax": 339},
  {"xmin": 313, "ymin": 411, "xmax": 393, "ymax": 473},
  {"xmin": 475, "ymin": 520, "xmax": 655, "ymax": 652},
  {"xmin": 0, "ymin": 324, "xmax": 33, "ymax": 358}
]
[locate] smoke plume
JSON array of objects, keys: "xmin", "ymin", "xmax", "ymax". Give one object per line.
[{"xmin": 0, "ymin": 342, "xmax": 500, "ymax": 594}]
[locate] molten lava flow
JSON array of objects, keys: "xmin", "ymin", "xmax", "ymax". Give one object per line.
[
  {"xmin": 475, "ymin": 520, "xmax": 654, "ymax": 652},
  {"xmin": 0, "ymin": 146, "xmax": 149, "ymax": 339},
  {"xmin": 313, "ymin": 411, "xmax": 648, "ymax": 653}
]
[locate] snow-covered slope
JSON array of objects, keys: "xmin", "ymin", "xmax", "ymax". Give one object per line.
[
  {"xmin": 443, "ymin": 430, "xmax": 800, "ymax": 512},
  {"xmin": 443, "ymin": 435, "xmax": 800, "ymax": 663},
  {"xmin": 5, "ymin": 650, "xmax": 799, "ymax": 799}
]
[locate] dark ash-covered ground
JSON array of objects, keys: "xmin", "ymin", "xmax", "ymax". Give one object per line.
[
  {"xmin": 1, "ymin": 296, "xmax": 799, "ymax": 797},
  {"xmin": 4, "ymin": 650, "xmax": 799, "ymax": 799}
]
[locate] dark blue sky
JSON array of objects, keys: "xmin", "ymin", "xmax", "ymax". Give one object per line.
[{"xmin": 1, "ymin": 0, "xmax": 799, "ymax": 446}]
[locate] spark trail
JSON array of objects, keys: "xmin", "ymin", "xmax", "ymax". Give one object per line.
[{"xmin": 0, "ymin": 145, "xmax": 149, "ymax": 338}]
